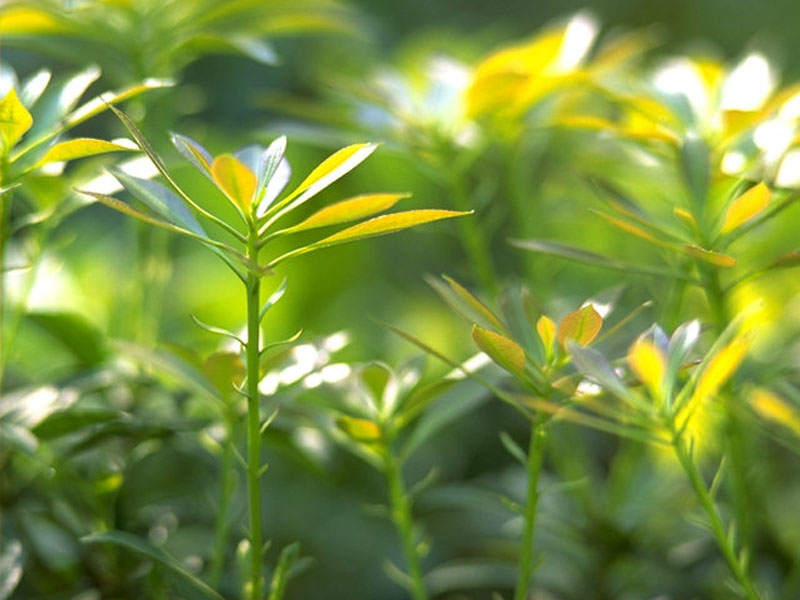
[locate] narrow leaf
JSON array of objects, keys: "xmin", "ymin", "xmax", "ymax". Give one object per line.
[
  {"xmin": 567, "ymin": 343, "xmax": 632, "ymax": 401},
  {"xmin": 536, "ymin": 315, "xmax": 556, "ymax": 356},
  {"xmin": 260, "ymin": 278, "xmax": 288, "ymax": 322},
  {"xmin": 690, "ymin": 338, "xmax": 748, "ymax": 406},
  {"xmin": 171, "ymin": 132, "xmax": 214, "ymax": 180},
  {"xmin": 190, "ymin": 315, "xmax": 245, "ymax": 346},
  {"xmin": 471, "ymin": 325, "xmax": 526, "ymax": 376},
  {"xmin": 721, "ymin": 182, "xmax": 771, "ymax": 234},
  {"xmin": 443, "ymin": 275, "xmax": 506, "ymax": 333},
  {"xmin": 749, "ymin": 387, "xmax": 800, "ymax": 436},
  {"xmin": 279, "ymin": 192, "xmax": 409, "ymax": 234},
  {"xmin": 212, "ymin": 154, "xmax": 257, "ymax": 211},
  {"xmin": 627, "ymin": 338, "xmax": 666, "ymax": 398},
  {"xmin": 557, "ymin": 305, "xmax": 603, "ymax": 347},
  {"xmin": 683, "ymin": 244, "xmax": 737, "ymax": 268},
  {"xmin": 36, "ymin": 138, "xmax": 135, "ymax": 165}
]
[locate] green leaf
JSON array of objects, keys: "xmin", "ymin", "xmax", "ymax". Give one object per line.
[
  {"xmin": 260, "ymin": 278, "xmax": 288, "ymax": 322},
  {"xmin": 269, "ymin": 210, "xmax": 470, "ymax": 266},
  {"xmin": 0, "ymin": 537, "xmax": 23, "ymax": 600},
  {"xmin": 471, "ymin": 325, "xmax": 526, "ymax": 376},
  {"xmin": 211, "ymin": 153, "xmax": 257, "ymax": 212},
  {"xmin": 82, "ymin": 531, "xmax": 224, "ymax": 600},
  {"xmin": 680, "ymin": 136, "xmax": 710, "ymax": 220},
  {"xmin": 442, "ymin": 275, "xmax": 506, "ymax": 332},
  {"xmin": 36, "ymin": 137, "xmax": 135, "ymax": 165},
  {"xmin": 510, "ymin": 239, "xmax": 693, "ymax": 280},
  {"xmin": 0, "ymin": 88, "xmax": 33, "ymax": 152},
  {"xmin": 252, "ymin": 136, "xmax": 288, "ymax": 211},
  {"xmin": 336, "ymin": 416, "xmax": 382, "ymax": 443},
  {"xmin": 171, "ymin": 132, "xmax": 214, "ymax": 180},
  {"xmin": 27, "ymin": 311, "xmax": 107, "ymax": 367},
  {"xmin": 557, "ymin": 305, "xmax": 603, "ymax": 347},
  {"xmin": 268, "ymin": 542, "xmax": 301, "ymax": 600},
  {"xmin": 32, "ymin": 408, "xmax": 119, "ymax": 439},
  {"xmin": 499, "ymin": 431, "xmax": 526, "ymax": 465},
  {"xmin": 683, "ymin": 244, "xmax": 736, "ymax": 268},
  {"xmin": 64, "ymin": 77, "xmax": 173, "ymax": 129},
  {"xmin": 567, "ymin": 342, "xmax": 632, "ymax": 401},
  {"xmin": 110, "ymin": 167, "xmax": 206, "ymax": 236},
  {"xmin": 278, "ymin": 192, "xmax": 409, "ymax": 234}
]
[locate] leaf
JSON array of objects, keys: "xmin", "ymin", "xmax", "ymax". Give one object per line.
[
  {"xmin": 442, "ymin": 275, "xmax": 506, "ymax": 332},
  {"xmin": 171, "ymin": 132, "xmax": 214, "ymax": 180},
  {"xmin": 567, "ymin": 343, "xmax": 632, "ymax": 401},
  {"xmin": 0, "ymin": 88, "xmax": 33, "ymax": 152},
  {"xmin": 767, "ymin": 251, "xmax": 800, "ymax": 270},
  {"xmin": 510, "ymin": 238, "xmax": 692, "ymax": 280},
  {"xmin": 279, "ymin": 192, "xmax": 409, "ymax": 234},
  {"xmin": 110, "ymin": 167, "xmax": 206, "ymax": 236},
  {"xmin": 471, "ymin": 325, "xmax": 525, "ymax": 376},
  {"xmin": 0, "ymin": 538, "xmax": 23, "ymax": 600},
  {"xmin": 27, "ymin": 311, "xmax": 107, "ymax": 367},
  {"xmin": 680, "ymin": 136, "xmax": 710, "ymax": 219},
  {"xmin": 627, "ymin": 339, "xmax": 666, "ymax": 397},
  {"xmin": 536, "ymin": 315, "xmax": 556, "ymax": 356},
  {"xmin": 81, "ymin": 531, "xmax": 224, "ymax": 600},
  {"xmin": 557, "ymin": 305, "xmax": 603, "ymax": 347},
  {"xmin": 683, "ymin": 244, "xmax": 737, "ymax": 268},
  {"xmin": 721, "ymin": 182, "xmax": 771, "ymax": 234},
  {"xmin": 32, "ymin": 408, "xmax": 119, "ymax": 439},
  {"xmin": 268, "ymin": 542, "xmax": 301, "ymax": 600},
  {"xmin": 36, "ymin": 137, "xmax": 135, "ymax": 165},
  {"xmin": 211, "ymin": 154, "xmax": 257, "ymax": 212},
  {"xmin": 269, "ymin": 210, "xmax": 470, "ymax": 266},
  {"xmin": 749, "ymin": 388, "xmax": 800, "ymax": 436},
  {"xmin": 336, "ymin": 416, "xmax": 382, "ymax": 443},
  {"xmin": 690, "ymin": 338, "xmax": 748, "ymax": 406},
  {"xmin": 64, "ymin": 77, "xmax": 173, "ymax": 130},
  {"xmin": 254, "ymin": 136, "xmax": 288, "ymax": 210},
  {"xmin": 260, "ymin": 278, "xmax": 288, "ymax": 322}
]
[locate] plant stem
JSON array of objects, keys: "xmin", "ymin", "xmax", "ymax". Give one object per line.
[
  {"xmin": 384, "ymin": 444, "xmax": 427, "ymax": 600},
  {"xmin": 210, "ymin": 418, "xmax": 237, "ymax": 589},
  {"xmin": 514, "ymin": 419, "xmax": 547, "ymax": 600},
  {"xmin": 0, "ymin": 190, "xmax": 7, "ymax": 394},
  {"xmin": 245, "ymin": 230, "xmax": 264, "ymax": 600},
  {"xmin": 671, "ymin": 429, "xmax": 761, "ymax": 599}
]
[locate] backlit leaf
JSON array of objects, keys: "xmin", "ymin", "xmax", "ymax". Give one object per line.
[
  {"xmin": 443, "ymin": 275, "xmax": 506, "ymax": 332},
  {"xmin": 36, "ymin": 138, "xmax": 135, "ymax": 165},
  {"xmin": 557, "ymin": 305, "xmax": 603, "ymax": 347},
  {"xmin": 691, "ymin": 338, "xmax": 748, "ymax": 406},
  {"xmin": 721, "ymin": 182, "xmax": 771, "ymax": 234},
  {"xmin": 171, "ymin": 132, "xmax": 214, "ymax": 180},
  {"xmin": 683, "ymin": 244, "xmax": 737, "ymax": 268},
  {"xmin": 336, "ymin": 416, "xmax": 382, "ymax": 443},
  {"xmin": 0, "ymin": 88, "xmax": 33, "ymax": 152},
  {"xmin": 627, "ymin": 339, "xmax": 666, "ymax": 398},
  {"xmin": 536, "ymin": 315, "xmax": 556, "ymax": 356},
  {"xmin": 471, "ymin": 325, "xmax": 525, "ymax": 376},
  {"xmin": 749, "ymin": 387, "xmax": 800, "ymax": 436},
  {"xmin": 212, "ymin": 154, "xmax": 257, "ymax": 212},
  {"xmin": 280, "ymin": 192, "xmax": 409, "ymax": 234}
]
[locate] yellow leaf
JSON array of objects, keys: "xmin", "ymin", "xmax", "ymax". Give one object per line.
[
  {"xmin": 595, "ymin": 212, "xmax": 659, "ymax": 243},
  {"xmin": 683, "ymin": 244, "xmax": 737, "ymax": 268},
  {"xmin": 721, "ymin": 182, "xmax": 771, "ymax": 234},
  {"xmin": 536, "ymin": 315, "xmax": 556, "ymax": 356},
  {"xmin": 443, "ymin": 275, "xmax": 506, "ymax": 332},
  {"xmin": 36, "ymin": 138, "xmax": 135, "ymax": 166},
  {"xmin": 627, "ymin": 339, "xmax": 666, "ymax": 399},
  {"xmin": 336, "ymin": 416, "xmax": 382, "ymax": 443},
  {"xmin": 0, "ymin": 88, "xmax": 33, "ymax": 153},
  {"xmin": 557, "ymin": 305, "xmax": 603, "ymax": 347},
  {"xmin": 284, "ymin": 142, "xmax": 377, "ymax": 204},
  {"xmin": 0, "ymin": 7, "xmax": 62, "ymax": 33},
  {"xmin": 749, "ymin": 387, "xmax": 800, "ymax": 436},
  {"xmin": 281, "ymin": 192, "xmax": 409, "ymax": 234},
  {"xmin": 472, "ymin": 324, "xmax": 526, "ymax": 376},
  {"xmin": 692, "ymin": 338, "xmax": 748, "ymax": 406},
  {"xmin": 211, "ymin": 154, "xmax": 257, "ymax": 211},
  {"xmin": 674, "ymin": 207, "xmax": 697, "ymax": 228}
]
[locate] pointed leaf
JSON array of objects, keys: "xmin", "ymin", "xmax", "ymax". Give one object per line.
[
  {"xmin": 0, "ymin": 88, "xmax": 33, "ymax": 151},
  {"xmin": 268, "ymin": 542, "xmax": 301, "ymax": 600},
  {"xmin": 749, "ymin": 387, "xmax": 800, "ymax": 436},
  {"xmin": 284, "ymin": 142, "xmax": 377, "ymax": 205},
  {"xmin": 567, "ymin": 343, "xmax": 632, "ymax": 401},
  {"xmin": 280, "ymin": 192, "xmax": 409, "ymax": 234},
  {"xmin": 443, "ymin": 275, "xmax": 506, "ymax": 332},
  {"xmin": 82, "ymin": 531, "xmax": 224, "ymax": 600},
  {"xmin": 254, "ymin": 135, "xmax": 288, "ymax": 210},
  {"xmin": 627, "ymin": 338, "xmax": 666, "ymax": 397},
  {"xmin": 683, "ymin": 244, "xmax": 737, "ymax": 268},
  {"xmin": 722, "ymin": 182, "xmax": 771, "ymax": 234},
  {"xmin": 471, "ymin": 325, "xmax": 525, "ymax": 376},
  {"xmin": 36, "ymin": 138, "xmax": 135, "ymax": 166},
  {"xmin": 64, "ymin": 77, "xmax": 173, "ymax": 129},
  {"xmin": 171, "ymin": 132, "xmax": 214, "ymax": 180},
  {"xmin": 767, "ymin": 251, "xmax": 800, "ymax": 270},
  {"xmin": 536, "ymin": 315, "xmax": 556, "ymax": 355},
  {"xmin": 557, "ymin": 305, "xmax": 603, "ymax": 347},
  {"xmin": 0, "ymin": 537, "xmax": 23, "ymax": 600},
  {"xmin": 212, "ymin": 154, "xmax": 257, "ymax": 212},
  {"xmin": 336, "ymin": 416, "xmax": 382, "ymax": 443},
  {"xmin": 260, "ymin": 278, "xmax": 288, "ymax": 322},
  {"xmin": 691, "ymin": 338, "xmax": 748, "ymax": 405}
]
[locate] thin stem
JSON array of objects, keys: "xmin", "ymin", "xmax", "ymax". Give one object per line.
[
  {"xmin": 245, "ymin": 230, "xmax": 264, "ymax": 600},
  {"xmin": 383, "ymin": 441, "xmax": 427, "ymax": 600},
  {"xmin": 0, "ymin": 189, "xmax": 8, "ymax": 394},
  {"xmin": 671, "ymin": 427, "xmax": 761, "ymax": 599},
  {"xmin": 513, "ymin": 419, "xmax": 547, "ymax": 600},
  {"xmin": 209, "ymin": 417, "xmax": 237, "ymax": 589}
]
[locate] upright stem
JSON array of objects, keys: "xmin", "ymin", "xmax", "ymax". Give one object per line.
[
  {"xmin": 671, "ymin": 427, "xmax": 760, "ymax": 599},
  {"xmin": 209, "ymin": 417, "xmax": 237, "ymax": 589},
  {"xmin": 245, "ymin": 230, "xmax": 264, "ymax": 599},
  {"xmin": 384, "ymin": 444, "xmax": 427, "ymax": 600},
  {"xmin": 0, "ymin": 191, "xmax": 7, "ymax": 394},
  {"xmin": 514, "ymin": 419, "xmax": 547, "ymax": 600}
]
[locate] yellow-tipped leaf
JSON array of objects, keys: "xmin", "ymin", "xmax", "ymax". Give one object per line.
[
  {"xmin": 280, "ymin": 192, "xmax": 409, "ymax": 234},
  {"xmin": 627, "ymin": 339, "xmax": 666, "ymax": 399},
  {"xmin": 472, "ymin": 324, "xmax": 526, "ymax": 376},
  {"xmin": 721, "ymin": 182, "xmax": 771, "ymax": 234},
  {"xmin": 212, "ymin": 154, "xmax": 257, "ymax": 212},
  {"xmin": 557, "ymin": 305, "xmax": 603, "ymax": 347},
  {"xmin": 36, "ymin": 138, "xmax": 135, "ymax": 165}
]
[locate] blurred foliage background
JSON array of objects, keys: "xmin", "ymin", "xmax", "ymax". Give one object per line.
[{"xmin": 3, "ymin": 1, "xmax": 800, "ymax": 599}]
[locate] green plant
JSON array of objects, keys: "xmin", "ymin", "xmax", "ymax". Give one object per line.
[{"xmin": 79, "ymin": 105, "xmax": 467, "ymax": 599}]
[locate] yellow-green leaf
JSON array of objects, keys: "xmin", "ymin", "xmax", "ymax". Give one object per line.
[
  {"xmin": 691, "ymin": 338, "xmax": 748, "ymax": 406},
  {"xmin": 557, "ymin": 305, "xmax": 603, "ymax": 347},
  {"xmin": 472, "ymin": 324, "xmax": 526, "ymax": 376},
  {"xmin": 721, "ymin": 182, "xmax": 771, "ymax": 234},
  {"xmin": 627, "ymin": 339, "xmax": 666, "ymax": 399},
  {"xmin": 674, "ymin": 207, "xmax": 697, "ymax": 229},
  {"xmin": 443, "ymin": 275, "xmax": 506, "ymax": 332},
  {"xmin": 0, "ymin": 7, "xmax": 62, "ymax": 33},
  {"xmin": 683, "ymin": 244, "xmax": 737, "ymax": 268},
  {"xmin": 595, "ymin": 211, "xmax": 659, "ymax": 243},
  {"xmin": 0, "ymin": 88, "xmax": 33, "ymax": 152},
  {"xmin": 36, "ymin": 138, "xmax": 135, "ymax": 166},
  {"xmin": 212, "ymin": 154, "xmax": 257, "ymax": 211},
  {"xmin": 749, "ymin": 387, "xmax": 800, "ymax": 436},
  {"xmin": 281, "ymin": 192, "xmax": 409, "ymax": 234},
  {"xmin": 536, "ymin": 315, "xmax": 556, "ymax": 356},
  {"xmin": 336, "ymin": 416, "xmax": 382, "ymax": 443}
]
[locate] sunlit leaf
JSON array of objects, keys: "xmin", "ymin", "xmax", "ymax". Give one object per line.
[
  {"xmin": 279, "ymin": 192, "xmax": 409, "ymax": 234},
  {"xmin": 212, "ymin": 154, "xmax": 257, "ymax": 212},
  {"xmin": 0, "ymin": 7, "xmax": 62, "ymax": 33},
  {"xmin": 336, "ymin": 416, "xmax": 382, "ymax": 443},
  {"xmin": 443, "ymin": 275, "xmax": 506, "ymax": 332},
  {"xmin": 171, "ymin": 132, "xmax": 214, "ymax": 180},
  {"xmin": 36, "ymin": 138, "xmax": 135, "ymax": 166},
  {"xmin": 691, "ymin": 338, "xmax": 748, "ymax": 406},
  {"xmin": 82, "ymin": 531, "xmax": 224, "ymax": 600},
  {"xmin": 627, "ymin": 338, "xmax": 666, "ymax": 399},
  {"xmin": 471, "ymin": 325, "xmax": 525, "ymax": 376},
  {"xmin": 674, "ymin": 207, "xmax": 697, "ymax": 229},
  {"xmin": 749, "ymin": 387, "xmax": 800, "ymax": 436},
  {"xmin": 683, "ymin": 244, "xmax": 737, "ymax": 268},
  {"xmin": 557, "ymin": 305, "xmax": 602, "ymax": 347},
  {"xmin": 536, "ymin": 315, "xmax": 556, "ymax": 357},
  {"xmin": 0, "ymin": 537, "xmax": 23, "ymax": 600},
  {"xmin": 0, "ymin": 88, "xmax": 33, "ymax": 152},
  {"xmin": 721, "ymin": 182, "xmax": 771, "ymax": 234},
  {"xmin": 567, "ymin": 342, "xmax": 632, "ymax": 401}
]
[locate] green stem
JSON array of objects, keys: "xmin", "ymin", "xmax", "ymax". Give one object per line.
[
  {"xmin": 210, "ymin": 418, "xmax": 237, "ymax": 589},
  {"xmin": 384, "ymin": 443, "xmax": 427, "ymax": 600},
  {"xmin": 245, "ymin": 231, "xmax": 264, "ymax": 600},
  {"xmin": 671, "ymin": 429, "xmax": 760, "ymax": 599},
  {"xmin": 0, "ymin": 190, "xmax": 8, "ymax": 394},
  {"xmin": 514, "ymin": 420, "xmax": 547, "ymax": 600}
]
